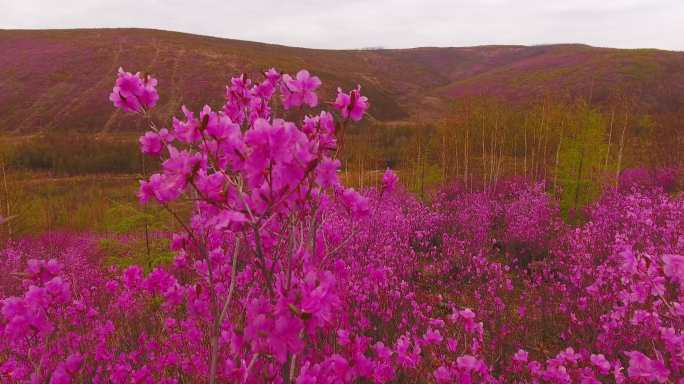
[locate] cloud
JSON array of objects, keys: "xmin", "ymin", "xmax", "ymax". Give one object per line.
[{"xmin": 1, "ymin": 0, "xmax": 682, "ymax": 50}]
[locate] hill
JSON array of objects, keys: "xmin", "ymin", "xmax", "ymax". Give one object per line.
[{"xmin": 1, "ymin": 28, "xmax": 684, "ymax": 134}]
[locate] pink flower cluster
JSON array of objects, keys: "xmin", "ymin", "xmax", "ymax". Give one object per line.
[{"xmin": 109, "ymin": 67, "xmax": 159, "ymax": 113}]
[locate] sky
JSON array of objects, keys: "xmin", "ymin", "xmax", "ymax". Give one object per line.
[{"xmin": 1, "ymin": 0, "xmax": 683, "ymax": 51}]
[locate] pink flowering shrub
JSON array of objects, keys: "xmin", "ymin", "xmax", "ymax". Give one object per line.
[
  {"xmin": 619, "ymin": 167, "xmax": 679, "ymax": 193},
  {"xmin": 1, "ymin": 66, "xmax": 683, "ymax": 383},
  {"xmin": 431, "ymin": 179, "xmax": 561, "ymax": 267},
  {"xmin": 0, "ymin": 233, "xmax": 110, "ymax": 382},
  {"xmin": 541, "ymin": 188, "xmax": 684, "ymax": 382}
]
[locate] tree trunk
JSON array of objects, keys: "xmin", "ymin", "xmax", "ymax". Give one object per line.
[
  {"xmin": 615, "ymin": 109, "xmax": 629, "ymax": 187},
  {"xmin": 573, "ymin": 148, "xmax": 585, "ymax": 218}
]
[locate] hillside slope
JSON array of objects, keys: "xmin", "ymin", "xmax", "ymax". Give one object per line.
[{"xmin": 1, "ymin": 28, "xmax": 683, "ymax": 133}]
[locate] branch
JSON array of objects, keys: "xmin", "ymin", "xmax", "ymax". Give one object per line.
[{"xmin": 219, "ymin": 238, "xmax": 241, "ymax": 324}]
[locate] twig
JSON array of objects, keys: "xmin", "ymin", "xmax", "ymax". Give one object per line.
[{"xmin": 219, "ymin": 238, "xmax": 241, "ymax": 324}]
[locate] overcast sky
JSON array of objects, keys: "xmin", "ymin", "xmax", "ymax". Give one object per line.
[{"xmin": 2, "ymin": 0, "xmax": 682, "ymax": 51}]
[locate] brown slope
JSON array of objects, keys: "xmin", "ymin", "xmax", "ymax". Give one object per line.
[
  {"xmin": 0, "ymin": 28, "xmax": 423, "ymax": 134},
  {"xmin": 1, "ymin": 28, "xmax": 684, "ymax": 134},
  {"xmin": 428, "ymin": 44, "xmax": 684, "ymax": 112}
]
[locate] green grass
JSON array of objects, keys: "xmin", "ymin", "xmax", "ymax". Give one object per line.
[
  {"xmin": 0, "ymin": 171, "xmax": 177, "ymax": 236},
  {"xmin": 99, "ymin": 236, "xmax": 175, "ymax": 273}
]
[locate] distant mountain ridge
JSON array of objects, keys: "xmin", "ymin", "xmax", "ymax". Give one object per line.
[{"xmin": 1, "ymin": 28, "xmax": 683, "ymax": 133}]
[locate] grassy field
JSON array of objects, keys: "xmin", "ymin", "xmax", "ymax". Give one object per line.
[
  {"xmin": 0, "ymin": 172, "xmax": 165, "ymax": 234},
  {"xmin": 0, "ymin": 169, "xmax": 419, "ymax": 235}
]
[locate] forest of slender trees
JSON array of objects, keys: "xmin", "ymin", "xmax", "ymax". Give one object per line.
[
  {"xmin": 3, "ymin": 93, "xmax": 681, "ymax": 220},
  {"xmin": 342, "ymin": 94, "xmax": 683, "ymax": 213}
]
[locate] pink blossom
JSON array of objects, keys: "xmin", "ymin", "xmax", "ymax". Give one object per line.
[
  {"xmin": 109, "ymin": 67, "xmax": 158, "ymax": 113},
  {"xmin": 626, "ymin": 351, "xmax": 670, "ymax": 383},
  {"xmin": 342, "ymin": 188, "xmax": 370, "ymax": 218},
  {"xmin": 173, "ymin": 106, "xmax": 201, "ymax": 143},
  {"xmin": 337, "ymin": 329, "xmax": 350, "ymax": 346},
  {"xmin": 139, "ymin": 131, "xmax": 163, "ymax": 155},
  {"xmin": 513, "ymin": 349, "xmax": 529, "ymax": 363},
  {"xmin": 382, "ymin": 168, "xmax": 399, "ymax": 193},
  {"xmin": 457, "ymin": 355, "xmax": 482, "ymax": 371},
  {"xmin": 316, "ymin": 158, "xmax": 341, "ymax": 188},
  {"xmin": 434, "ymin": 366, "xmax": 452, "ymax": 383},
  {"xmin": 663, "ymin": 254, "xmax": 684, "ymax": 285},
  {"xmin": 270, "ymin": 315, "xmax": 304, "ymax": 363},
  {"xmin": 49, "ymin": 365, "xmax": 71, "ymax": 384},
  {"xmin": 281, "ymin": 70, "xmax": 321, "ymax": 109},
  {"xmin": 333, "ymin": 86, "xmax": 369, "ymax": 121},
  {"xmin": 590, "ymin": 354, "xmax": 610, "ymax": 374},
  {"xmin": 212, "ymin": 210, "xmax": 248, "ymax": 231},
  {"xmin": 423, "ymin": 328, "xmax": 443, "ymax": 345}
]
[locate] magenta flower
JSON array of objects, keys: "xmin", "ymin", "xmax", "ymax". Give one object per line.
[
  {"xmin": 590, "ymin": 354, "xmax": 610, "ymax": 374},
  {"xmin": 212, "ymin": 210, "xmax": 248, "ymax": 231},
  {"xmin": 337, "ymin": 329, "xmax": 350, "ymax": 346},
  {"xmin": 457, "ymin": 355, "xmax": 482, "ymax": 372},
  {"xmin": 626, "ymin": 351, "xmax": 670, "ymax": 383},
  {"xmin": 122, "ymin": 265, "xmax": 143, "ymax": 289},
  {"xmin": 423, "ymin": 328, "xmax": 443, "ymax": 345},
  {"xmin": 458, "ymin": 308, "xmax": 476, "ymax": 324},
  {"xmin": 172, "ymin": 106, "xmax": 201, "ymax": 143},
  {"xmin": 395, "ymin": 335, "xmax": 419, "ymax": 369},
  {"xmin": 447, "ymin": 337, "xmax": 458, "ymax": 352},
  {"xmin": 382, "ymin": 168, "xmax": 399, "ymax": 192},
  {"xmin": 49, "ymin": 365, "xmax": 70, "ymax": 384},
  {"xmin": 281, "ymin": 70, "xmax": 321, "ymax": 109},
  {"xmin": 513, "ymin": 349, "xmax": 529, "ymax": 363},
  {"xmin": 139, "ymin": 131, "xmax": 163, "ymax": 155},
  {"xmin": 264, "ymin": 67, "xmax": 281, "ymax": 83},
  {"xmin": 663, "ymin": 254, "xmax": 684, "ymax": 285},
  {"xmin": 341, "ymin": 188, "xmax": 370, "ymax": 218},
  {"xmin": 109, "ymin": 67, "xmax": 159, "ymax": 113},
  {"xmin": 316, "ymin": 158, "xmax": 341, "ymax": 188},
  {"xmin": 26, "ymin": 259, "xmax": 61, "ymax": 281},
  {"xmin": 269, "ymin": 315, "xmax": 304, "ymax": 363},
  {"xmin": 44, "ymin": 277, "xmax": 70, "ymax": 303},
  {"xmin": 434, "ymin": 366, "xmax": 452, "ymax": 383},
  {"xmin": 333, "ymin": 85, "xmax": 369, "ymax": 121},
  {"xmin": 374, "ymin": 341, "xmax": 393, "ymax": 360}
]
